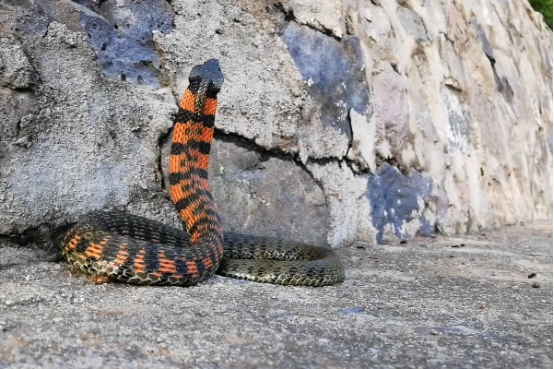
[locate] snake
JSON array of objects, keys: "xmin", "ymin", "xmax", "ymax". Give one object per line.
[{"xmin": 61, "ymin": 59, "xmax": 345, "ymax": 287}]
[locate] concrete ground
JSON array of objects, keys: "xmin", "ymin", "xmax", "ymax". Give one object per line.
[{"xmin": 0, "ymin": 222, "xmax": 551, "ymax": 369}]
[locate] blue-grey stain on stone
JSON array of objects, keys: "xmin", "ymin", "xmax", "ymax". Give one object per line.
[
  {"xmin": 396, "ymin": 5, "xmax": 428, "ymax": 41},
  {"xmin": 73, "ymin": 0, "xmax": 173, "ymax": 87},
  {"xmin": 470, "ymin": 21, "xmax": 494, "ymax": 63},
  {"xmin": 368, "ymin": 164, "xmax": 433, "ymax": 244},
  {"xmin": 281, "ymin": 24, "xmax": 369, "ymax": 140}
]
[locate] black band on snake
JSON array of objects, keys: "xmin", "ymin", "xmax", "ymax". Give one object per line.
[{"xmin": 61, "ymin": 59, "xmax": 345, "ymax": 287}]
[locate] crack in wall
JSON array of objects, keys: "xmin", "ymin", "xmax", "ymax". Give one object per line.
[
  {"xmin": 156, "ymin": 125, "xmax": 172, "ymax": 191},
  {"xmin": 213, "ymin": 128, "xmax": 361, "ymax": 205},
  {"xmin": 213, "ymin": 128, "xmax": 346, "ymax": 194},
  {"xmin": 272, "ymin": 1, "xmax": 341, "ymax": 41},
  {"xmin": 214, "ymin": 128, "xmax": 356, "ymax": 174},
  {"xmin": 0, "ymin": 221, "xmax": 70, "ymax": 258}
]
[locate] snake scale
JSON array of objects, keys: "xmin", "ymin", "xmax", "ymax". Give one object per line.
[{"xmin": 61, "ymin": 59, "xmax": 345, "ymax": 287}]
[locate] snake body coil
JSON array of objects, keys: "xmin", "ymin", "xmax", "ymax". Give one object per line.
[{"xmin": 61, "ymin": 59, "xmax": 345, "ymax": 287}]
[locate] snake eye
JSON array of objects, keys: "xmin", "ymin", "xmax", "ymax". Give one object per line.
[
  {"xmin": 209, "ymin": 80, "xmax": 223, "ymax": 93},
  {"xmin": 188, "ymin": 71, "xmax": 202, "ymax": 84}
]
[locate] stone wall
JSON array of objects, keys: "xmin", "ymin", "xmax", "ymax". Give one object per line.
[{"xmin": 0, "ymin": 0, "xmax": 551, "ymax": 248}]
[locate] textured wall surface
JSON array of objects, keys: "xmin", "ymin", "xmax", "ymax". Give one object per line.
[{"xmin": 0, "ymin": 0, "xmax": 551, "ymax": 248}]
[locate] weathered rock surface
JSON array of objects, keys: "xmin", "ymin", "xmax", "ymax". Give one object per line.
[{"xmin": 0, "ymin": 0, "xmax": 551, "ymax": 248}]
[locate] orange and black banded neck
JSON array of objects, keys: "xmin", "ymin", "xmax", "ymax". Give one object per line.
[{"xmin": 169, "ymin": 59, "xmax": 224, "ymax": 247}]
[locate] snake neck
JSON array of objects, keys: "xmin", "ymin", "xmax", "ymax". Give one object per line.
[{"xmin": 168, "ymin": 63, "xmax": 223, "ymax": 245}]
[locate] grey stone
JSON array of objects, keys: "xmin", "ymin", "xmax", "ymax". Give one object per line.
[
  {"xmin": 281, "ymin": 23, "xmax": 370, "ymax": 140},
  {"xmin": 371, "ymin": 61, "xmax": 410, "ymax": 159},
  {"xmin": 286, "ymin": 0, "xmax": 344, "ymax": 37},
  {"xmin": 209, "ymin": 140, "xmax": 329, "ymax": 246},
  {"xmin": 0, "ymin": 34, "xmax": 36, "ymax": 89},
  {"xmin": 74, "ymin": 0, "xmax": 173, "ymax": 87},
  {"xmin": 346, "ymin": 109, "xmax": 375, "ymax": 172},
  {"xmin": 307, "ymin": 161, "xmax": 375, "ymax": 247},
  {"xmin": 0, "ymin": 21, "xmax": 175, "ymax": 235},
  {"xmin": 368, "ymin": 164, "xmax": 433, "ymax": 244},
  {"xmin": 396, "ymin": 4, "xmax": 428, "ymax": 42},
  {"xmin": 444, "ymin": 87, "xmax": 472, "ymax": 152},
  {"xmin": 0, "ymin": 89, "xmax": 37, "ymax": 142}
]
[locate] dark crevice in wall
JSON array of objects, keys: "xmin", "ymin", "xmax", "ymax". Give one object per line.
[
  {"xmin": 7, "ymin": 85, "xmax": 36, "ymax": 93},
  {"xmin": 0, "ymin": 221, "xmax": 70, "ymax": 258},
  {"xmin": 375, "ymin": 153, "xmax": 406, "ymax": 175},
  {"xmin": 156, "ymin": 125, "xmax": 172, "ymax": 191},
  {"xmin": 306, "ymin": 22, "xmax": 341, "ymax": 42},
  {"xmin": 272, "ymin": 2, "xmax": 341, "ymax": 41},
  {"xmin": 15, "ymin": 116, "xmax": 22, "ymax": 138},
  {"xmin": 213, "ymin": 130, "xmax": 283, "ymax": 163},
  {"xmin": 439, "ymin": 31, "xmax": 454, "ymax": 43},
  {"xmin": 344, "ymin": 110, "xmax": 354, "ymax": 164},
  {"xmin": 272, "ymin": 2, "xmax": 295, "ymax": 25},
  {"xmin": 214, "ymin": 128, "xmax": 353, "ymax": 168},
  {"xmin": 0, "ymin": 262, "xmax": 21, "ymax": 272},
  {"xmin": 486, "ymin": 53, "xmax": 497, "ymax": 69}
]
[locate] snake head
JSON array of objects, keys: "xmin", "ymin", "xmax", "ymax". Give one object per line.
[{"xmin": 189, "ymin": 59, "xmax": 224, "ymax": 113}]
